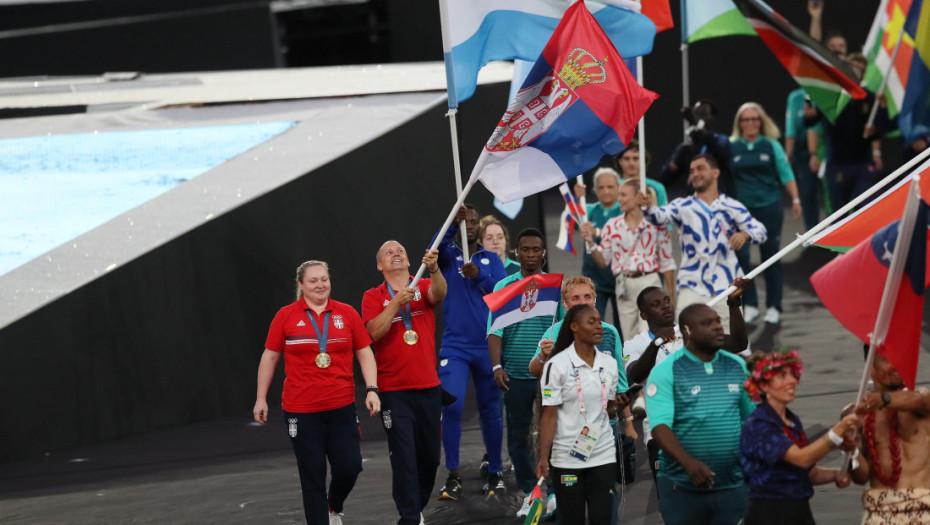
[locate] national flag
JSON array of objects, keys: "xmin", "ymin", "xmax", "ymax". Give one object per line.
[
  {"xmin": 484, "ymin": 273, "xmax": 564, "ymax": 333},
  {"xmin": 641, "ymin": 0, "xmax": 674, "ymax": 33},
  {"xmin": 732, "ymin": 0, "xmax": 867, "ymax": 123},
  {"xmin": 863, "ymin": 0, "xmax": 916, "ymax": 117},
  {"xmin": 476, "ymin": 1, "xmax": 659, "ymax": 203},
  {"xmin": 682, "ymin": 0, "xmax": 755, "ymax": 43},
  {"xmin": 809, "ymin": 157, "xmax": 930, "ymax": 251},
  {"xmin": 556, "ymin": 182, "xmax": 586, "ymax": 255},
  {"xmin": 521, "ymin": 477, "xmax": 547, "ymax": 525},
  {"xmin": 441, "ymin": 0, "xmax": 658, "ymax": 105},
  {"xmin": 899, "ymin": 0, "xmax": 930, "ymax": 143},
  {"xmin": 811, "ymin": 190, "xmax": 929, "ymax": 390}
]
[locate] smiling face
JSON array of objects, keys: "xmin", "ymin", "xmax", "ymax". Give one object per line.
[
  {"xmin": 738, "ymin": 107, "xmax": 762, "ymax": 140},
  {"xmin": 688, "ymin": 157, "xmax": 719, "ymax": 192},
  {"xmin": 571, "ymin": 307, "xmax": 603, "ymax": 346},
  {"xmin": 760, "ymin": 367, "xmax": 799, "ymax": 406},
  {"xmin": 376, "ymin": 240, "xmax": 410, "ymax": 273},
  {"xmin": 482, "ymin": 223, "xmax": 507, "ymax": 259},
  {"xmin": 618, "ymin": 183, "xmax": 638, "ymax": 214},
  {"xmin": 298, "ymin": 264, "xmax": 331, "ymax": 306}
]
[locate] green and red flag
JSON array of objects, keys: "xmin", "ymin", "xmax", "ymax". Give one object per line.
[
  {"xmin": 732, "ymin": 0, "xmax": 867, "ymax": 122},
  {"xmin": 682, "ymin": 0, "xmax": 756, "ymax": 43},
  {"xmin": 522, "ymin": 477, "xmax": 546, "ymax": 525},
  {"xmin": 864, "ymin": 0, "xmax": 917, "ymax": 117}
]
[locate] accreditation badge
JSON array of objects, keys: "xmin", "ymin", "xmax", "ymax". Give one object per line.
[{"xmin": 568, "ymin": 426, "xmax": 599, "ymax": 462}]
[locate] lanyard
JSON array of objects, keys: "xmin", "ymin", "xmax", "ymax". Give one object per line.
[
  {"xmin": 572, "ymin": 363, "xmax": 608, "ymax": 423},
  {"xmin": 305, "ymin": 310, "xmax": 331, "ymax": 355},
  {"xmin": 648, "ymin": 330, "xmax": 671, "ymax": 356},
  {"xmin": 385, "ymin": 280, "xmax": 414, "ymax": 332}
]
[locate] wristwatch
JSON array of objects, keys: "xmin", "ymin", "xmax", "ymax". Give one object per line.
[{"xmin": 881, "ymin": 391, "xmax": 892, "ymax": 407}]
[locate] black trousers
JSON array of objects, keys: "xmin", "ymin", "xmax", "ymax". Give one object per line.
[
  {"xmin": 550, "ymin": 462, "xmax": 617, "ymax": 525},
  {"xmin": 285, "ymin": 403, "xmax": 362, "ymax": 525},
  {"xmin": 744, "ymin": 497, "xmax": 816, "ymax": 525},
  {"xmin": 380, "ymin": 386, "xmax": 442, "ymax": 525}
]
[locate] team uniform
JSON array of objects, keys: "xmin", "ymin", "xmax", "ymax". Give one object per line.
[
  {"xmin": 731, "ymin": 136, "xmax": 795, "ymax": 315},
  {"xmin": 434, "ymin": 225, "xmax": 506, "ymax": 480},
  {"xmin": 582, "ymin": 201, "xmax": 623, "ymax": 328},
  {"xmin": 644, "ymin": 195, "xmax": 766, "ymax": 327},
  {"xmin": 645, "ymin": 349, "xmax": 755, "ymax": 525},
  {"xmin": 264, "ymin": 299, "xmax": 372, "ymax": 525},
  {"xmin": 541, "ymin": 344, "xmax": 620, "ymax": 525},
  {"xmin": 622, "ymin": 325, "xmax": 684, "ymax": 481},
  {"xmin": 488, "ymin": 272, "xmax": 564, "ymax": 496},
  {"xmin": 361, "ymin": 279, "xmax": 442, "ymax": 525}
]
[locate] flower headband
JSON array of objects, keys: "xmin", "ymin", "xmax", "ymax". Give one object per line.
[{"xmin": 743, "ymin": 349, "xmax": 804, "ymax": 403}]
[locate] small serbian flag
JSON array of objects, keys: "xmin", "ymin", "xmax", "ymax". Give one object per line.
[
  {"xmin": 476, "ymin": 1, "xmax": 658, "ymax": 203},
  {"xmin": 811, "ymin": 195, "xmax": 929, "ymax": 389},
  {"xmin": 556, "ymin": 182, "xmax": 586, "ymax": 255},
  {"xmin": 485, "ymin": 273, "xmax": 564, "ymax": 334}
]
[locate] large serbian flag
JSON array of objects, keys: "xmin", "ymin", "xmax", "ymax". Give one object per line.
[
  {"xmin": 811, "ymin": 188, "xmax": 929, "ymax": 389},
  {"xmin": 485, "ymin": 273, "xmax": 564, "ymax": 333},
  {"xmin": 809, "ymin": 156, "xmax": 930, "ymax": 251},
  {"xmin": 732, "ymin": 0, "xmax": 866, "ymax": 122},
  {"xmin": 476, "ymin": 1, "xmax": 658, "ymax": 203}
]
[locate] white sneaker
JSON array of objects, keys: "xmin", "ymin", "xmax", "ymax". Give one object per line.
[
  {"xmin": 329, "ymin": 511, "xmax": 343, "ymax": 525},
  {"xmin": 516, "ymin": 494, "xmax": 533, "ymax": 518},
  {"xmin": 743, "ymin": 305, "xmax": 760, "ymax": 323},
  {"xmin": 632, "ymin": 394, "xmax": 647, "ymax": 419},
  {"xmin": 764, "ymin": 307, "xmax": 780, "ymax": 324},
  {"xmin": 546, "ymin": 494, "xmax": 557, "ymax": 517},
  {"xmin": 419, "ymin": 512, "xmax": 425, "ymax": 525}
]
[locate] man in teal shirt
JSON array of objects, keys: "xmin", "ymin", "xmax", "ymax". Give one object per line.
[{"xmin": 645, "ymin": 303, "xmax": 755, "ymax": 525}]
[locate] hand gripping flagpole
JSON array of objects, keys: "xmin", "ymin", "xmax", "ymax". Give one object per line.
[
  {"xmin": 439, "ymin": 0, "xmax": 471, "ymax": 262},
  {"xmin": 838, "ymin": 176, "xmax": 922, "ymax": 477},
  {"xmin": 706, "ymin": 145, "xmax": 930, "ymax": 307},
  {"xmin": 410, "ymin": 150, "xmax": 491, "ymax": 288}
]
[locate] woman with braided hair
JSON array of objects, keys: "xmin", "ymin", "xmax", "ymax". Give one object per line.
[{"xmin": 739, "ymin": 349, "xmax": 861, "ymax": 525}]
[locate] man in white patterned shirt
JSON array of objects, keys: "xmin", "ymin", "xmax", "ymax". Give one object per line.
[
  {"xmin": 637, "ymin": 154, "xmax": 766, "ymax": 328},
  {"xmin": 582, "ymin": 179, "xmax": 677, "ymax": 341}
]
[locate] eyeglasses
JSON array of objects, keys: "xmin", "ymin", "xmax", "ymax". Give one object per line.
[{"xmin": 740, "ymin": 117, "xmax": 762, "ymax": 123}]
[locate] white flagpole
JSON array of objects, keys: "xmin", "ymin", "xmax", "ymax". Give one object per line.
[
  {"xmin": 438, "ymin": 0, "xmax": 471, "ymax": 261},
  {"xmin": 681, "ymin": 0, "xmax": 690, "ymax": 141},
  {"xmin": 706, "ymin": 146, "xmax": 930, "ymax": 306},
  {"xmin": 636, "ymin": 55, "xmax": 647, "ymax": 196},
  {"xmin": 838, "ymin": 176, "xmax": 922, "ymax": 476},
  {"xmin": 576, "ymin": 175, "xmax": 588, "ymax": 214}
]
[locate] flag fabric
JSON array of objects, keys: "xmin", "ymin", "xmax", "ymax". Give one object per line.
[
  {"xmin": 484, "ymin": 273, "xmax": 564, "ymax": 333},
  {"xmin": 556, "ymin": 182, "xmax": 586, "ymax": 254},
  {"xmin": 811, "ymin": 195, "xmax": 929, "ymax": 390},
  {"xmin": 732, "ymin": 0, "xmax": 867, "ymax": 123},
  {"xmin": 863, "ymin": 0, "xmax": 917, "ymax": 117},
  {"xmin": 641, "ymin": 0, "xmax": 674, "ymax": 33},
  {"xmin": 476, "ymin": 1, "xmax": 659, "ymax": 203},
  {"xmin": 899, "ymin": 0, "xmax": 930, "ymax": 143},
  {"xmin": 682, "ymin": 0, "xmax": 755, "ymax": 43},
  {"xmin": 442, "ymin": 0, "xmax": 657, "ymax": 104},
  {"xmin": 521, "ymin": 478, "xmax": 546, "ymax": 525},
  {"xmin": 810, "ymin": 157, "xmax": 930, "ymax": 251}
]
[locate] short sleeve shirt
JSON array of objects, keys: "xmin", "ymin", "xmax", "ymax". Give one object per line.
[
  {"xmin": 740, "ymin": 402, "xmax": 814, "ymax": 500},
  {"xmin": 622, "ymin": 325, "xmax": 684, "ymax": 445},
  {"xmin": 537, "ymin": 320, "xmax": 628, "ymax": 393},
  {"xmin": 264, "ymin": 299, "xmax": 372, "ymax": 413},
  {"xmin": 645, "ymin": 348, "xmax": 754, "ymax": 490},
  {"xmin": 541, "ymin": 344, "xmax": 619, "ymax": 469},
  {"xmin": 361, "ymin": 279, "xmax": 441, "ymax": 392}
]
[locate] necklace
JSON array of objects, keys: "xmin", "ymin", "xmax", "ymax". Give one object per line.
[
  {"xmin": 781, "ymin": 421, "xmax": 807, "ymax": 448},
  {"xmin": 864, "ymin": 410, "xmax": 902, "ymax": 487}
]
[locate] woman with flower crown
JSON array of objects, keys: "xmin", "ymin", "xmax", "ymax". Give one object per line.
[{"xmin": 739, "ymin": 349, "xmax": 862, "ymax": 525}]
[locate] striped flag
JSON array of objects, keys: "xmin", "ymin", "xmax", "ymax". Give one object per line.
[
  {"xmin": 682, "ymin": 0, "xmax": 755, "ymax": 43},
  {"xmin": 484, "ymin": 273, "xmax": 564, "ymax": 334},
  {"xmin": 732, "ymin": 0, "xmax": 867, "ymax": 122},
  {"xmin": 864, "ymin": 0, "xmax": 916, "ymax": 117},
  {"xmin": 556, "ymin": 182, "xmax": 586, "ymax": 255}
]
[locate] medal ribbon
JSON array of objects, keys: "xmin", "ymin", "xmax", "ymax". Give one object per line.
[
  {"xmin": 385, "ymin": 280, "xmax": 414, "ymax": 332},
  {"xmin": 305, "ymin": 310, "xmax": 331, "ymax": 356},
  {"xmin": 572, "ymin": 364, "xmax": 608, "ymax": 423}
]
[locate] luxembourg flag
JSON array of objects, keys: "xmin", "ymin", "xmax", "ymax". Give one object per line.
[
  {"xmin": 484, "ymin": 273, "xmax": 564, "ymax": 333},
  {"xmin": 476, "ymin": 1, "xmax": 658, "ymax": 203},
  {"xmin": 811, "ymin": 183, "xmax": 929, "ymax": 389},
  {"xmin": 441, "ymin": 0, "xmax": 657, "ymax": 105}
]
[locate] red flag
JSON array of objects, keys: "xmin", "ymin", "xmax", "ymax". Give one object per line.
[
  {"xmin": 811, "ymin": 201, "xmax": 929, "ymax": 389},
  {"xmin": 640, "ymin": 0, "xmax": 674, "ymax": 33}
]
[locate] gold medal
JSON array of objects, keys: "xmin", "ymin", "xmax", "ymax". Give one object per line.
[
  {"xmin": 403, "ymin": 329, "xmax": 419, "ymax": 345},
  {"xmin": 315, "ymin": 353, "xmax": 331, "ymax": 368}
]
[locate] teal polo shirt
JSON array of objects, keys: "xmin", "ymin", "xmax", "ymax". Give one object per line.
[
  {"xmin": 536, "ymin": 320, "xmax": 628, "ymax": 393},
  {"xmin": 645, "ymin": 348, "xmax": 754, "ymax": 490}
]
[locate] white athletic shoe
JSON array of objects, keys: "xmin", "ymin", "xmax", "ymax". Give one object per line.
[
  {"xmin": 743, "ymin": 305, "xmax": 760, "ymax": 323},
  {"xmin": 516, "ymin": 494, "xmax": 533, "ymax": 517},
  {"xmin": 764, "ymin": 307, "xmax": 780, "ymax": 324},
  {"xmin": 328, "ymin": 511, "xmax": 343, "ymax": 525},
  {"xmin": 419, "ymin": 512, "xmax": 425, "ymax": 525}
]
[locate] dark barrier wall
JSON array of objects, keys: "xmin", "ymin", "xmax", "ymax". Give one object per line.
[{"xmin": 0, "ymin": 83, "xmax": 541, "ymax": 462}]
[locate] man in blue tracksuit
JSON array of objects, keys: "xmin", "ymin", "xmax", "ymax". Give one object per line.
[{"xmin": 434, "ymin": 205, "xmax": 507, "ymax": 500}]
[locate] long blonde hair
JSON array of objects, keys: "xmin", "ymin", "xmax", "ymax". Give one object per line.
[{"xmin": 730, "ymin": 102, "xmax": 781, "ymax": 141}]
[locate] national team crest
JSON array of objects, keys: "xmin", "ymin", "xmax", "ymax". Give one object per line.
[
  {"xmin": 288, "ymin": 418, "xmax": 298, "ymax": 438},
  {"xmin": 520, "ymin": 280, "xmax": 540, "ymax": 312},
  {"xmin": 414, "ymin": 288, "xmax": 422, "ymax": 302},
  {"xmin": 487, "ymin": 47, "xmax": 607, "ymax": 152},
  {"xmin": 333, "ymin": 315, "xmax": 344, "ymax": 329}
]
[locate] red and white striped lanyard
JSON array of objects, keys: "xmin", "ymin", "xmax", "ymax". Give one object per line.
[{"xmin": 572, "ymin": 364, "xmax": 608, "ymax": 423}]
